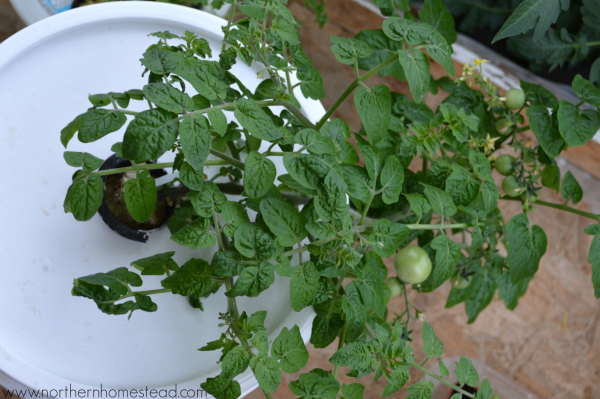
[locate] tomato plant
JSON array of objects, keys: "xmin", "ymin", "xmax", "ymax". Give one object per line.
[{"xmin": 57, "ymin": 1, "xmax": 600, "ymax": 398}]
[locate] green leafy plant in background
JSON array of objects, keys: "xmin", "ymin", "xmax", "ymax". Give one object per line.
[{"xmin": 59, "ymin": 0, "xmax": 600, "ymax": 398}]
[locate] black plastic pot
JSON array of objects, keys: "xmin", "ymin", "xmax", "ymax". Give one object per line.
[{"xmin": 98, "ymin": 154, "xmax": 175, "ymax": 243}]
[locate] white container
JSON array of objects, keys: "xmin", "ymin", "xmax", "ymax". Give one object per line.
[
  {"xmin": 0, "ymin": 2, "xmax": 324, "ymax": 397},
  {"xmin": 9, "ymin": 0, "xmax": 74, "ymax": 25}
]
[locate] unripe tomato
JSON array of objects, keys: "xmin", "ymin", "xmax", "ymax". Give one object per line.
[
  {"xmin": 385, "ymin": 278, "xmax": 404, "ymax": 298},
  {"xmin": 502, "ymin": 176, "xmax": 524, "ymax": 197},
  {"xmin": 521, "ymin": 191, "xmax": 538, "ymax": 203},
  {"xmin": 495, "ymin": 154, "xmax": 516, "ymax": 176},
  {"xmin": 505, "ymin": 88, "xmax": 525, "ymax": 110},
  {"xmin": 495, "ymin": 118, "xmax": 511, "ymax": 135},
  {"xmin": 394, "ymin": 245, "xmax": 432, "ymax": 285},
  {"xmin": 450, "ymin": 273, "xmax": 472, "ymax": 289}
]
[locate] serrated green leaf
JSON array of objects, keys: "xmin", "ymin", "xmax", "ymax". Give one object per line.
[
  {"xmin": 143, "ymin": 83, "xmax": 194, "ymax": 114},
  {"xmin": 290, "ymin": 261, "xmax": 320, "ymax": 312},
  {"xmin": 234, "ymin": 99, "xmax": 282, "ymax": 141},
  {"xmin": 398, "ymin": 50, "xmax": 430, "ymax": 104},
  {"xmin": 272, "ymin": 325, "xmax": 309, "ymax": 373},
  {"xmin": 315, "ymin": 170, "xmax": 349, "ymax": 221},
  {"xmin": 140, "ymin": 48, "xmax": 179, "ymax": 75},
  {"xmin": 310, "ymin": 312, "xmax": 344, "ymax": 348},
  {"xmin": 369, "ymin": 219, "xmax": 410, "ymax": 258},
  {"xmin": 124, "ymin": 170, "xmax": 157, "ymax": 222},
  {"xmin": 212, "ymin": 251, "xmax": 243, "ymax": 277},
  {"xmin": 425, "ymin": 30, "xmax": 455, "ymax": 76},
  {"xmin": 254, "ymin": 357, "xmax": 281, "ymax": 393},
  {"xmin": 201, "ymin": 376, "xmax": 241, "ymax": 399},
  {"xmin": 557, "ymin": 100, "xmax": 600, "ymax": 147},
  {"xmin": 527, "ymin": 105, "xmax": 565, "ymax": 158},
  {"xmin": 284, "ymin": 153, "xmax": 340, "ymax": 190},
  {"xmin": 421, "ymin": 234, "xmax": 461, "ymax": 292},
  {"xmin": 330, "ymin": 35, "xmax": 373, "ymax": 65},
  {"xmin": 77, "ymin": 267, "xmax": 142, "ymax": 296},
  {"xmin": 122, "ymin": 108, "xmax": 179, "ymax": 162},
  {"xmin": 179, "ymin": 115, "xmax": 210, "ymax": 170},
  {"xmin": 439, "ymin": 361, "xmax": 449, "ymax": 377},
  {"xmin": 422, "ymin": 183, "xmax": 457, "ymax": 218},
  {"xmin": 161, "ymin": 258, "xmax": 212, "ymax": 297},
  {"xmin": 78, "ymin": 109, "xmax": 127, "ymax": 143},
  {"xmin": 271, "ymin": 18, "xmax": 300, "ymax": 45},
  {"xmin": 260, "ymin": 197, "xmax": 307, "ymax": 247},
  {"xmin": 222, "ymin": 201, "xmax": 250, "ymax": 237},
  {"xmin": 454, "ymin": 356, "xmax": 479, "ymax": 387},
  {"xmin": 226, "ymin": 262, "xmax": 276, "ymax": 298},
  {"xmin": 561, "ymin": 170, "xmax": 583, "ymax": 205},
  {"xmin": 66, "ymin": 173, "xmax": 104, "ymax": 222},
  {"xmin": 419, "ymin": 0, "xmax": 457, "ymax": 44},
  {"xmin": 297, "ymin": 67, "xmax": 325, "ymax": 100},
  {"xmin": 355, "ymin": 84, "xmax": 391, "ymax": 145},
  {"xmin": 506, "ymin": 213, "xmax": 547, "ymax": 284},
  {"xmin": 405, "ymin": 381, "xmax": 434, "ymax": 399},
  {"xmin": 573, "ymin": 74, "xmax": 600, "ymax": 107},
  {"xmin": 245, "ymin": 151, "xmax": 277, "ymax": 199},
  {"xmin": 422, "ymin": 321, "xmax": 444, "ymax": 358},
  {"xmin": 234, "ymin": 222, "xmax": 277, "ymax": 260},
  {"xmin": 383, "ymin": 16, "xmax": 434, "ymax": 45},
  {"xmin": 131, "ymin": 251, "xmax": 178, "ymax": 276},
  {"xmin": 63, "ymin": 152, "xmax": 104, "ymax": 173},
  {"xmin": 355, "ymin": 30, "xmax": 405, "ymax": 81},
  {"xmin": 220, "ymin": 346, "xmax": 251, "ymax": 380},
  {"xmin": 330, "ymin": 342, "xmax": 377, "ymax": 374},
  {"xmin": 493, "ymin": 0, "xmax": 566, "ymax": 42},
  {"xmin": 342, "ymin": 282, "xmax": 366, "ymax": 343},
  {"xmin": 189, "ymin": 181, "xmax": 227, "ymax": 218},
  {"xmin": 520, "ymin": 80, "xmax": 559, "ymax": 109},
  {"xmin": 445, "ymin": 165, "xmax": 480, "ymax": 207},
  {"xmin": 289, "ymin": 369, "xmax": 340, "ymax": 399},
  {"xmin": 404, "ymin": 193, "xmax": 431, "ymax": 222},
  {"xmin": 170, "ymin": 218, "xmax": 216, "ymax": 250}
]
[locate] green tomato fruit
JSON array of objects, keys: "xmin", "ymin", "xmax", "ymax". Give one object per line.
[
  {"xmin": 385, "ymin": 278, "xmax": 404, "ymax": 298},
  {"xmin": 505, "ymin": 88, "xmax": 525, "ymax": 110},
  {"xmin": 502, "ymin": 175, "xmax": 524, "ymax": 197},
  {"xmin": 495, "ymin": 118, "xmax": 511, "ymax": 135},
  {"xmin": 521, "ymin": 191, "xmax": 538, "ymax": 203},
  {"xmin": 495, "ymin": 154, "xmax": 516, "ymax": 176},
  {"xmin": 450, "ymin": 274, "xmax": 472, "ymax": 289},
  {"xmin": 394, "ymin": 245, "xmax": 432, "ymax": 285}
]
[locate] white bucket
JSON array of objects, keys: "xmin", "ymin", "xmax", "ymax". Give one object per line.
[
  {"xmin": 9, "ymin": 0, "xmax": 74, "ymax": 25},
  {"xmin": 0, "ymin": 2, "xmax": 322, "ymax": 397}
]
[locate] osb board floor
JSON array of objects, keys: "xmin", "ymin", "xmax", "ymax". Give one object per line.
[{"xmin": 0, "ymin": 0, "xmax": 599, "ymax": 398}]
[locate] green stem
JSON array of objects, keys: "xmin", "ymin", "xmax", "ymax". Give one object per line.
[
  {"xmin": 352, "ymin": 223, "xmax": 482, "ymax": 233},
  {"xmin": 214, "ymin": 214, "xmax": 224, "ymax": 251},
  {"xmin": 411, "ymin": 362, "xmax": 475, "ymax": 399},
  {"xmin": 586, "ymin": 40, "xmax": 600, "ymax": 47},
  {"xmin": 210, "ymin": 149, "xmax": 246, "ymax": 170},
  {"xmin": 315, "ymin": 53, "xmax": 398, "ymax": 130},
  {"xmin": 359, "ymin": 195, "xmax": 374, "ymax": 226},
  {"xmin": 221, "ymin": 0, "xmax": 238, "ymax": 52},
  {"xmin": 282, "ymin": 102, "xmax": 317, "ymax": 130},
  {"xmin": 92, "ymin": 160, "xmax": 228, "ymax": 176},
  {"xmin": 333, "ymin": 323, "xmax": 346, "ymax": 379},
  {"xmin": 238, "ymin": 238, "xmax": 334, "ymax": 265},
  {"xmin": 500, "ymin": 196, "xmax": 600, "ymax": 221}
]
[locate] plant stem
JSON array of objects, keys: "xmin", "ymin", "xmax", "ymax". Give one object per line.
[
  {"xmin": 500, "ymin": 196, "xmax": 600, "ymax": 221},
  {"xmin": 411, "ymin": 362, "xmax": 475, "ymax": 398},
  {"xmin": 221, "ymin": 0, "xmax": 238, "ymax": 52},
  {"xmin": 333, "ymin": 323, "xmax": 346, "ymax": 379},
  {"xmin": 359, "ymin": 195, "xmax": 374, "ymax": 226},
  {"xmin": 92, "ymin": 160, "xmax": 229, "ymax": 176},
  {"xmin": 315, "ymin": 53, "xmax": 398, "ymax": 130},
  {"xmin": 352, "ymin": 223, "xmax": 480, "ymax": 233},
  {"xmin": 282, "ymin": 102, "xmax": 317, "ymax": 130},
  {"xmin": 209, "ymin": 149, "xmax": 246, "ymax": 170}
]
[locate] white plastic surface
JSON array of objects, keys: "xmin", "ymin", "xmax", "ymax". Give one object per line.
[{"xmin": 0, "ymin": 2, "xmax": 324, "ymax": 396}]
